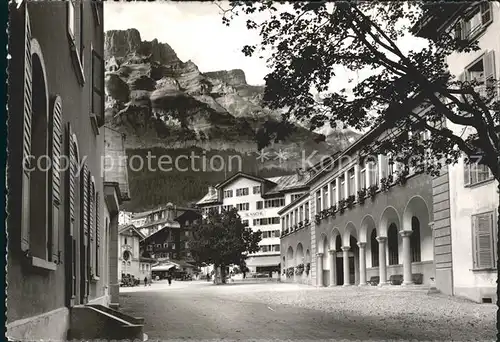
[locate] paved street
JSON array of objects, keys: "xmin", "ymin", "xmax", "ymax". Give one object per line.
[{"xmin": 119, "ymin": 281, "xmax": 496, "ymax": 340}]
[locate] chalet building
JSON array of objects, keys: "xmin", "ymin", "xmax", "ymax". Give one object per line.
[
  {"xmin": 118, "ymin": 224, "xmax": 155, "ymax": 283},
  {"xmin": 6, "ymin": 2, "xmax": 143, "ymax": 341},
  {"xmin": 415, "ymin": 1, "xmax": 500, "ymax": 303},
  {"xmin": 139, "ymin": 205, "xmax": 201, "ymax": 276},
  {"xmin": 197, "ymin": 172, "xmax": 309, "ymax": 273}
]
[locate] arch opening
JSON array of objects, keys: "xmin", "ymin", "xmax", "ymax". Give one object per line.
[{"xmin": 388, "ymin": 223, "xmax": 399, "ymax": 265}]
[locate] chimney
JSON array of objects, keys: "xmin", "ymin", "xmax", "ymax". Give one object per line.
[{"xmin": 296, "ymin": 168, "xmax": 304, "ymax": 181}]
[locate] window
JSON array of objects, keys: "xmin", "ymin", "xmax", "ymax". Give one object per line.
[
  {"xmin": 348, "ymin": 168, "xmax": 355, "ymax": 196},
  {"xmin": 461, "ymin": 51, "xmax": 496, "ymax": 100},
  {"xmin": 163, "ymin": 243, "xmax": 168, "ymax": 248},
  {"xmin": 291, "ymin": 193, "xmax": 304, "ymax": 202},
  {"xmin": 222, "ymin": 204, "xmax": 234, "ymax": 211},
  {"xmin": 339, "ymin": 175, "xmax": 345, "ymax": 200},
  {"xmin": 290, "ymin": 211, "xmax": 294, "ymax": 226},
  {"xmin": 253, "ymin": 217, "xmax": 280, "ymax": 226},
  {"xmin": 367, "ymin": 160, "xmax": 378, "ymax": 187},
  {"xmin": 455, "ymin": 2, "xmax": 493, "ymax": 41},
  {"xmin": 156, "ymin": 244, "xmax": 161, "ymax": 249},
  {"xmin": 285, "ymin": 215, "xmax": 289, "ymax": 230},
  {"xmin": 125, "ymin": 237, "xmax": 127, "ymax": 245},
  {"xmin": 236, "ymin": 188, "xmax": 249, "ymax": 196},
  {"xmin": 322, "ymin": 185, "xmax": 329, "ymax": 209},
  {"xmin": 359, "ymin": 164, "xmax": 366, "ymax": 189},
  {"xmin": 316, "ymin": 190, "xmax": 322, "ymax": 213},
  {"xmin": 274, "ymin": 245, "xmax": 280, "ymax": 252},
  {"xmin": 261, "ymin": 245, "xmax": 269, "ymax": 252},
  {"xmin": 299, "ymin": 205, "xmax": 304, "ymax": 222},
  {"xmin": 256, "ymin": 201, "xmax": 263, "ymax": 209},
  {"xmin": 147, "ymin": 245, "xmax": 152, "ymax": 251},
  {"xmin": 330, "ymin": 181, "xmax": 337, "ymax": 206},
  {"xmin": 242, "ymin": 219, "xmax": 249, "ymax": 227},
  {"xmin": 294, "ymin": 209, "xmax": 299, "ymax": 225},
  {"xmin": 305, "ymin": 202, "xmax": 309, "ymax": 221},
  {"xmin": 223, "ymin": 190, "xmax": 233, "ymax": 198},
  {"xmin": 67, "ymin": 1, "xmax": 84, "ymax": 83},
  {"xmin": 472, "ymin": 211, "xmax": 496, "ymax": 269},
  {"xmin": 253, "ymin": 186, "xmax": 261, "ymax": 194},
  {"xmin": 236, "ymin": 203, "xmax": 249, "ymax": 211},
  {"xmin": 264, "ymin": 198, "xmax": 285, "ymax": 208},
  {"xmin": 91, "ymin": 49, "xmax": 104, "ymax": 127},
  {"xmin": 464, "ymin": 156, "xmax": 493, "ymax": 186}
]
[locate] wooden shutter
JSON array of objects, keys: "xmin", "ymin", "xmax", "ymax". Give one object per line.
[
  {"xmin": 81, "ymin": 163, "xmax": 89, "ymax": 240},
  {"xmin": 95, "ymin": 193, "xmax": 100, "ymax": 277},
  {"xmin": 67, "ymin": 124, "xmax": 76, "ymax": 232},
  {"xmin": 66, "ymin": 123, "xmax": 77, "ymax": 302},
  {"xmin": 49, "ymin": 96, "xmax": 63, "ymax": 262},
  {"xmin": 21, "ymin": 4, "xmax": 32, "ymax": 252},
  {"xmin": 483, "ymin": 50, "xmax": 496, "ymax": 99},
  {"xmin": 88, "ymin": 177, "xmax": 95, "ymax": 278},
  {"xmin": 480, "ymin": 2, "xmax": 492, "ymax": 27},
  {"xmin": 474, "ymin": 213, "xmax": 495, "ymax": 269}
]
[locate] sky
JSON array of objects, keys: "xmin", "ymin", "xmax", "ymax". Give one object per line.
[{"xmin": 104, "ymin": 1, "xmax": 270, "ymax": 85}]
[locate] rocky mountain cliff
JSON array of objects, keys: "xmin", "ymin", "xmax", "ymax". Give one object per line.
[{"xmin": 104, "ymin": 29, "xmax": 360, "ymax": 211}]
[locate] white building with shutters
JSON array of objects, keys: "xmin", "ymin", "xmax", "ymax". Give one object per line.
[
  {"xmin": 442, "ymin": 2, "xmax": 499, "ymax": 303},
  {"xmin": 196, "ymin": 172, "xmax": 310, "ymax": 274}
]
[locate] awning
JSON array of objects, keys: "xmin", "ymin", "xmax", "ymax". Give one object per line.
[
  {"xmin": 245, "ymin": 255, "xmax": 280, "ymax": 267},
  {"xmin": 151, "ymin": 264, "xmax": 175, "ymax": 271}
]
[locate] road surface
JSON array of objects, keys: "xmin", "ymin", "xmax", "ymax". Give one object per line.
[{"xmin": 119, "ymin": 280, "xmax": 495, "ymax": 340}]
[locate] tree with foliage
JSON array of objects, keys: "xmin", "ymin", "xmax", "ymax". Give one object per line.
[
  {"xmin": 221, "ymin": 0, "xmax": 500, "ymax": 332},
  {"xmin": 189, "ymin": 207, "xmax": 262, "ymax": 284}
]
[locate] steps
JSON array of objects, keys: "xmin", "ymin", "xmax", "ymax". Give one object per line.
[{"xmin": 68, "ymin": 304, "xmax": 147, "ymax": 341}]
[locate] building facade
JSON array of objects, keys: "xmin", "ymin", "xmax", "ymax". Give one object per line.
[
  {"xmin": 281, "ymin": 114, "xmax": 435, "ymax": 289},
  {"xmin": 139, "ymin": 206, "xmax": 201, "ymax": 268},
  {"xmin": 281, "ymin": 2, "xmax": 499, "ymax": 304},
  {"xmin": 118, "ymin": 224, "xmax": 155, "ymax": 283},
  {"xmin": 416, "ymin": 1, "xmax": 500, "ymax": 303},
  {"xmin": 197, "ymin": 172, "xmax": 309, "ymax": 273},
  {"xmin": 4, "ymin": 1, "xmax": 138, "ymax": 340}
]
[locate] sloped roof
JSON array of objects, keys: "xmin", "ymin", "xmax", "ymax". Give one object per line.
[
  {"xmin": 197, "ymin": 171, "xmax": 310, "ymax": 206},
  {"xmin": 263, "ymin": 173, "xmax": 310, "ymax": 196},
  {"xmin": 118, "ymin": 224, "xmax": 146, "ymax": 240}
]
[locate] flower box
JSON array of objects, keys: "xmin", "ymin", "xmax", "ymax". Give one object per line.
[
  {"xmin": 346, "ymin": 195, "xmax": 355, "ymax": 209},
  {"xmin": 357, "ymin": 188, "xmax": 367, "ymax": 204}
]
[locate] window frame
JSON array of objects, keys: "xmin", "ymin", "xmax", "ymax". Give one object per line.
[
  {"xmin": 91, "ymin": 46, "xmax": 105, "ymax": 129},
  {"xmin": 67, "ymin": 1, "xmax": 85, "ymax": 85}
]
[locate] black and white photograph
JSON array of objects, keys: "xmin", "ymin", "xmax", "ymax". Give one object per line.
[{"xmin": 4, "ymin": 1, "xmax": 500, "ymax": 341}]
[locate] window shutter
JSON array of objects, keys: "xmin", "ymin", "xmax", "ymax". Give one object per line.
[
  {"xmin": 21, "ymin": 4, "xmax": 32, "ymax": 252},
  {"xmin": 81, "ymin": 163, "xmax": 89, "ymax": 241},
  {"xmin": 96, "ymin": 193, "xmax": 100, "ymax": 247},
  {"xmin": 49, "ymin": 96, "xmax": 63, "ymax": 262},
  {"xmin": 475, "ymin": 213, "xmax": 495, "ymax": 268},
  {"xmin": 463, "ymin": 156, "xmax": 470, "ymax": 186},
  {"xmin": 89, "ymin": 177, "xmax": 95, "ymax": 277},
  {"xmin": 480, "ymin": 2, "xmax": 493, "ymax": 27},
  {"xmin": 67, "ymin": 124, "xmax": 76, "ymax": 232},
  {"xmin": 483, "ymin": 50, "xmax": 496, "ymax": 99}
]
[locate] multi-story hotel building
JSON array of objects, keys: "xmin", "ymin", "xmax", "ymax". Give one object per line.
[
  {"xmin": 280, "ymin": 1, "xmax": 499, "ymax": 304},
  {"xmin": 197, "ymin": 172, "xmax": 310, "ymax": 273}
]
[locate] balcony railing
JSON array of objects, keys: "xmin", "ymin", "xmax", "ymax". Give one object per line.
[
  {"xmin": 280, "ymin": 219, "xmax": 311, "ymax": 237},
  {"xmin": 314, "ymin": 169, "xmax": 409, "ymax": 224}
]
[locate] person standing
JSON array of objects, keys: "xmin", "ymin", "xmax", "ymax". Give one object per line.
[
  {"xmin": 144, "ymin": 276, "xmax": 148, "ymax": 287},
  {"xmin": 167, "ymin": 273, "xmax": 172, "ymax": 286}
]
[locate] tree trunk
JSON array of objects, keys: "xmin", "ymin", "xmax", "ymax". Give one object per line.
[{"xmin": 221, "ymin": 265, "xmax": 227, "ymax": 284}]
